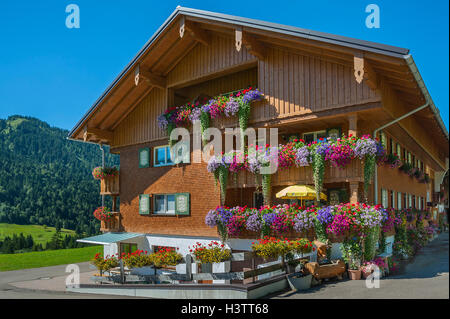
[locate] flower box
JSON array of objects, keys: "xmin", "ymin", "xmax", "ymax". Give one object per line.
[
  {"xmin": 286, "ymin": 273, "xmax": 312, "ymax": 291},
  {"xmin": 100, "ymin": 212, "xmax": 120, "ymax": 232},
  {"xmin": 100, "ymin": 175, "xmax": 120, "ymax": 195}
]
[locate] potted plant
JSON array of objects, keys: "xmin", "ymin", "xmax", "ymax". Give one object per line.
[
  {"xmin": 91, "ymin": 253, "xmax": 119, "ymax": 277},
  {"xmin": 347, "ymin": 260, "xmax": 361, "ymax": 280},
  {"xmin": 361, "ymin": 257, "xmax": 387, "ymax": 279},
  {"xmin": 189, "ymin": 241, "xmax": 232, "ymax": 273}
]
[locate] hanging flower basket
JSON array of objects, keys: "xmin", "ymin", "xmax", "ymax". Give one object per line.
[{"xmin": 93, "ymin": 207, "xmax": 114, "ymax": 221}]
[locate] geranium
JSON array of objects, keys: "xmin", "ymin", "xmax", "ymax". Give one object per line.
[
  {"xmin": 93, "ymin": 207, "xmax": 114, "ymax": 221},
  {"xmin": 278, "ymin": 143, "xmax": 297, "ymax": 169},
  {"xmin": 92, "ymin": 166, "xmax": 119, "ymax": 180},
  {"xmin": 189, "ymin": 241, "xmax": 231, "ymax": 264}
]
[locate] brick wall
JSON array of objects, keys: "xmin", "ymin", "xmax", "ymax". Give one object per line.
[{"xmin": 118, "ymin": 141, "xmax": 221, "ymax": 237}]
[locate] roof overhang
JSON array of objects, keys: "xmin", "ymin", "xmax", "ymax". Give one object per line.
[
  {"xmin": 67, "ymin": 6, "xmax": 448, "ymax": 149},
  {"xmin": 77, "ymin": 232, "xmax": 145, "ymax": 245}
]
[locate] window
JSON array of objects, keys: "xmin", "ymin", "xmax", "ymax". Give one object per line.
[
  {"xmin": 390, "ymin": 190, "xmax": 395, "ymax": 209},
  {"xmin": 396, "ymin": 144, "xmax": 401, "ymax": 158},
  {"xmin": 154, "ymin": 194, "xmax": 176, "ymax": 215},
  {"xmin": 139, "ymin": 194, "xmax": 150, "ymax": 215},
  {"xmin": 407, "ymin": 152, "xmax": 412, "ymax": 164},
  {"xmin": 303, "ymin": 130, "xmax": 327, "ymax": 144},
  {"xmin": 380, "ymin": 132, "xmax": 387, "ymax": 148},
  {"xmin": 253, "ymin": 192, "xmax": 264, "ymax": 209},
  {"xmin": 139, "ymin": 148, "xmax": 150, "ymax": 168},
  {"xmin": 154, "ymin": 145, "xmax": 174, "ymax": 167},
  {"xmin": 120, "ymin": 243, "xmax": 138, "ymax": 255},
  {"xmin": 381, "ymin": 189, "xmax": 388, "ymax": 208},
  {"xmin": 408, "ymin": 194, "xmax": 412, "ymax": 208},
  {"xmin": 153, "ymin": 193, "xmax": 190, "ymax": 216},
  {"xmin": 397, "ymin": 192, "xmax": 402, "ymax": 210},
  {"xmin": 389, "ymin": 138, "xmax": 394, "ymax": 155}
]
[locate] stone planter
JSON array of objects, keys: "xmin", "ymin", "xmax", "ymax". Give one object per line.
[
  {"xmin": 199, "ymin": 261, "xmax": 231, "ymax": 274},
  {"xmin": 348, "ymin": 269, "xmax": 362, "ymax": 280},
  {"xmin": 286, "ymin": 273, "xmax": 312, "ymax": 291},
  {"xmin": 212, "ymin": 260, "xmax": 231, "ymax": 273}
]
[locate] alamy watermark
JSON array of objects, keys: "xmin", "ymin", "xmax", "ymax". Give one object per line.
[
  {"xmin": 65, "ymin": 4, "xmax": 80, "ymax": 29},
  {"xmin": 365, "ymin": 4, "xmax": 380, "ymax": 29},
  {"xmin": 65, "ymin": 264, "xmax": 80, "ymax": 288}
]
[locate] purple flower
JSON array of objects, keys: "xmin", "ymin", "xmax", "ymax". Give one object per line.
[
  {"xmin": 246, "ymin": 213, "xmax": 262, "ymax": 232},
  {"xmin": 205, "ymin": 210, "xmax": 217, "ymax": 227},
  {"xmin": 262, "ymin": 213, "xmax": 277, "ymax": 226},
  {"xmin": 295, "ymin": 146, "xmax": 311, "ymax": 166},
  {"xmin": 354, "ymin": 137, "xmax": 377, "ymax": 159},
  {"xmin": 157, "ymin": 115, "xmax": 168, "ymax": 129},
  {"xmin": 316, "ymin": 206, "xmax": 333, "ymax": 224},
  {"xmin": 242, "ymin": 89, "xmax": 263, "ymax": 104},
  {"xmin": 315, "ymin": 143, "xmax": 330, "ymax": 156},
  {"xmin": 224, "ymin": 98, "xmax": 239, "ymax": 117},
  {"xmin": 207, "ymin": 156, "xmax": 221, "ymax": 173},
  {"xmin": 293, "ymin": 210, "xmax": 315, "ymax": 232},
  {"xmin": 189, "ymin": 107, "xmax": 201, "ymax": 122}
]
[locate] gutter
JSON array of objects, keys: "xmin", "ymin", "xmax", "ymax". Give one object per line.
[{"xmin": 373, "ymin": 55, "xmax": 449, "ymax": 205}]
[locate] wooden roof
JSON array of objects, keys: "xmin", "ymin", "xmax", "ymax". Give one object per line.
[{"xmin": 68, "ymin": 6, "xmax": 448, "ymax": 154}]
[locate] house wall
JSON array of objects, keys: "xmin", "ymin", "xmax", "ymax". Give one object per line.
[{"xmin": 118, "ymin": 141, "xmax": 221, "ymax": 237}]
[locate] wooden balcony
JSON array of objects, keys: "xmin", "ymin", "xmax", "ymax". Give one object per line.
[
  {"xmin": 227, "ymin": 159, "xmax": 364, "ymax": 189},
  {"xmin": 100, "ymin": 175, "xmax": 120, "ymax": 195},
  {"xmin": 100, "ymin": 212, "xmax": 121, "ymax": 232}
]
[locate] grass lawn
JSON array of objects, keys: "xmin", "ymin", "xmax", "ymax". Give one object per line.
[
  {"xmin": 0, "ymin": 223, "xmax": 76, "ymax": 245},
  {"xmin": 0, "ymin": 246, "xmax": 102, "ymax": 271}
]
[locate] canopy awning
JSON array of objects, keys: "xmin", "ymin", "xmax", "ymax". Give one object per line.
[
  {"xmin": 77, "ymin": 232, "xmax": 145, "ymax": 245},
  {"xmin": 276, "ymin": 185, "xmax": 327, "ymax": 201}
]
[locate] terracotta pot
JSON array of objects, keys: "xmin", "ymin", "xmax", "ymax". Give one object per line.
[
  {"xmin": 361, "ymin": 270, "xmax": 373, "ymax": 279},
  {"xmin": 348, "ymin": 269, "xmax": 362, "ymax": 280}
]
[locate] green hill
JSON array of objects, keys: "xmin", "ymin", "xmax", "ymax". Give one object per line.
[
  {"xmin": 0, "ymin": 115, "xmax": 119, "ymax": 235},
  {"xmin": 0, "ymin": 223, "xmax": 75, "ymax": 246}
]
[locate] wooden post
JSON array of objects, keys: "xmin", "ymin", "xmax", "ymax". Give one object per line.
[
  {"xmin": 119, "ymin": 259, "xmax": 125, "ymax": 284},
  {"xmin": 348, "ymin": 114, "xmax": 358, "ymax": 137},
  {"xmin": 185, "ymin": 254, "xmax": 193, "ymax": 281},
  {"xmin": 251, "ymin": 256, "xmax": 255, "ymax": 283},
  {"xmin": 349, "ymin": 182, "xmax": 359, "ymax": 204}
]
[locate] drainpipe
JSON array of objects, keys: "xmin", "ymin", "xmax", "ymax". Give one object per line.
[
  {"xmin": 99, "ymin": 144, "xmax": 105, "ymax": 207},
  {"xmin": 373, "ymin": 55, "xmax": 434, "ymax": 205}
]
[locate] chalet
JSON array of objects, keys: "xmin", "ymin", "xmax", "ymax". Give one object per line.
[{"xmin": 70, "ymin": 7, "xmax": 449, "ymax": 257}]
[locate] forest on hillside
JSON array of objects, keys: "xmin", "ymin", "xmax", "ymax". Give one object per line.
[{"xmin": 0, "ymin": 115, "xmax": 119, "ymax": 236}]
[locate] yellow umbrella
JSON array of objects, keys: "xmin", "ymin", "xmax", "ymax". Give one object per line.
[{"xmin": 276, "ymin": 185, "xmax": 327, "ymax": 203}]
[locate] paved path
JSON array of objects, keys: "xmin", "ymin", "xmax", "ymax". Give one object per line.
[
  {"xmin": 270, "ymin": 232, "xmax": 449, "ymax": 299},
  {"xmin": 0, "ymin": 262, "xmax": 140, "ymax": 299}
]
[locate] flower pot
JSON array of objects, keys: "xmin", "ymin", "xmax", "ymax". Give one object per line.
[
  {"xmin": 286, "ymin": 273, "xmax": 312, "ymax": 291},
  {"xmin": 348, "ymin": 269, "xmax": 361, "ymax": 280},
  {"xmin": 361, "ymin": 270, "xmax": 373, "ymax": 279}
]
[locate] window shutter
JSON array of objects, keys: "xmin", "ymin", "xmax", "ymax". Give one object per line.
[
  {"xmin": 139, "ymin": 194, "xmax": 150, "ymax": 215},
  {"xmin": 175, "ymin": 193, "xmax": 190, "ymax": 216},
  {"xmin": 139, "ymin": 148, "xmax": 150, "ymax": 168}
]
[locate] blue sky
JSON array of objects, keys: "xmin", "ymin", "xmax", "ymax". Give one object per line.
[{"xmin": 0, "ymin": 0, "xmax": 448, "ymax": 131}]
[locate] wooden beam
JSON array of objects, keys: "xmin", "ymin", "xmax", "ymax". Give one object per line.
[
  {"xmin": 85, "ymin": 127, "xmax": 114, "ymax": 141},
  {"xmin": 179, "ymin": 17, "xmax": 211, "ymax": 46},
  {"xmin": 134, "ymin": 65, "xmax": 166, "ymax": 89},
  {"xmin": 235, "ymin": 28, "xmax": 266, "ymax": 60},
  {"xmin": 363, "ymin": 60, "xmax": 378, "ymax": 90}
]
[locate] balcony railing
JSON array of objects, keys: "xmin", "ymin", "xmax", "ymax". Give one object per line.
[
  {"xmin": 100, "ymin": 212, "xmax": 121, "ymax": 232},
  {"xmin": 100, "ymin": 175, "xmax": 120, "ymax": 195},
  {"xmin": 227, "ymin": 159, "xmax": 364, "ymax": 189}
]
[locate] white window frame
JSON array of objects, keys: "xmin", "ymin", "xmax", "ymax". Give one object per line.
[
  {"xmin": 303, "ymin": 130, "xmax": 327, "ymax": 143},
  {"xmin": 153, "ymin": 194, "xmax": 176, "ymax": 215},
  {"xmin": 154, "ymin": 145, "xmax": 174, "ymax": 167},
  {"xmin": 391, "ymin": 190, "xmax": 395, "ymax": 209},
  {"xmin": 397, "ymin": 192, "xmax": 402, "ymax": 210},
  {"xmin": 408, "ymin": 194, "xmax": 412, "ymax": 208},
  {"xmin": 381, "ymin": 189, "xmax": 388, "ymax": 208},
  {"xmin": 396, "ymin": 144, "xmax": 401, "ymax": 158}
]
